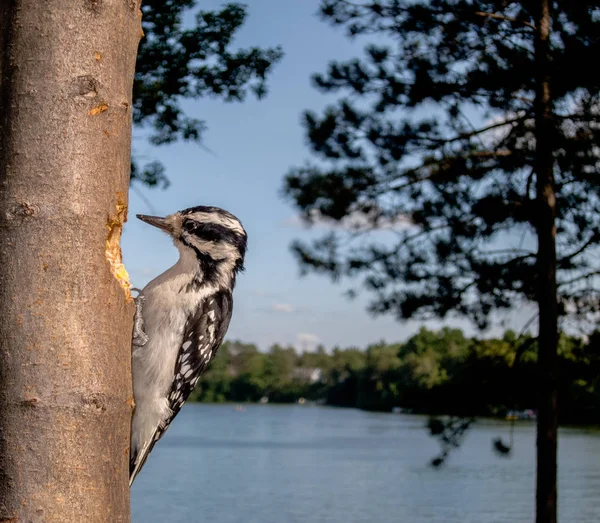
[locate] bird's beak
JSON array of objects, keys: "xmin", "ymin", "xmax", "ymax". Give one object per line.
[{"xmin": 136, "ymin": 214, "xmax": 173, "ymax": 233}]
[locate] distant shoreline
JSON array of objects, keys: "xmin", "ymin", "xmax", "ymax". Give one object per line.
[{"xmin": 187, "ymin": 400, "xmax": 600, "ymax": 428}]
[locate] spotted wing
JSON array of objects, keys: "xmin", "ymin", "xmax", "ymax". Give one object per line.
[
  {"xmin": 166, "ymin": 290, "xmax": 232, "ymax": 418},
  {"xmin": 129, "ymin": 291, "xmax": 233, "ymax": 485}
]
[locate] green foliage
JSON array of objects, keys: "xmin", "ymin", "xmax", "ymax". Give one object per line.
[
  {"xmin": 282, "ymin": 0, "xmax": 600, "ymax": 329},
  {"xmin": 189, "ymin": 328, "xmax": 600, "ymax": 425},
  {"xmin": 263, "ymin": 344, "xmax": 298, "ymax": 391},
  {"xmin": 131, "ymin": 1, "xmax": 283, "ymax": 187}
]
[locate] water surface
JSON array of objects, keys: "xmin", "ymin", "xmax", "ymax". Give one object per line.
[{"xmin": 131, "ymin": 404, "xmax": 600, "ymax": 522}]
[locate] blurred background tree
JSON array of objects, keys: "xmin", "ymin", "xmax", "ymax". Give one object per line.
[
  {"xmin": 131, "ymin": 1, "xmax": 283, "ymax": 187},
  {"xmin": 188, "ymin": 328, "xmax": 600, "ymax": 427},
  {"xmin": 282, "ymin": 2, "xmax": 599, "ymax": 523}
]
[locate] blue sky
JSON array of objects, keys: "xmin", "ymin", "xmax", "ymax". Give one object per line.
[{"xmin": 122, "ymin": 0, "xmax": 511, "ymax": 351}]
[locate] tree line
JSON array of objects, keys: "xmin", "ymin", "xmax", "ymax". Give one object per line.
[{"xmin": 190, "ymin": 327, "xmax": 600, "ymax": 425}]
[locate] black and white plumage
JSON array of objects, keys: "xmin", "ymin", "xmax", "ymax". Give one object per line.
[{"xmin": 129, "ymin": 205, "xmax": 247, "ymax": 486}]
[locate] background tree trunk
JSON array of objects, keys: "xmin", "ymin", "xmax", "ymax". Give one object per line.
[
  {"xmin": 534, "ymin": 1, "xmax": 558, "ymax": 522},
  {"xmin": 0, "ymin": 1, "xmax": 141, "ymax": 521}
]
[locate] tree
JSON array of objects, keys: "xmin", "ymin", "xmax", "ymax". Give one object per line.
[
  {"xmin": 399, "ymin": 327, "xmax": 469, "ymax": 390},
  {"xmin": 326, "ymin": 347, "xmax": 366, "ymax": 407},
  {"xmin": 263, "ymin": 344, "xmax": 298, "ymax": 393},
  {"xmin": 0, "ymin": 1, "xmax": 140, "ymax": 520},
  {"xmin": 131, "ymin": 1, "xmax": 283, "ymax": 187},
  {"xmin": 226, "ymin": 341, "xmax": 267, "ymax": 401},
  {"xmin": 282, "ymin": 2, "xmax": 600, "ymax": 522}
]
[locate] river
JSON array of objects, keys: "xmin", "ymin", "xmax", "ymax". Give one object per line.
[{"xmin": 131, "ymin": 404, "xmax": 600, "ymax": 522}]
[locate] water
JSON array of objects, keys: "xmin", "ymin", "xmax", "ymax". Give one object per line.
[{"xmin": 131, "ymin": 404, "xmax": 600, "ymax": 523}]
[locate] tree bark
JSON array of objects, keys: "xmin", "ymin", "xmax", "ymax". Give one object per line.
[
  {"xmin": 534, "ymin": 1, "xmax": 558, "ymax": 523},
  {"xmin": 0, "ymin": 1, "xmax": 141, "ymax": 521}
]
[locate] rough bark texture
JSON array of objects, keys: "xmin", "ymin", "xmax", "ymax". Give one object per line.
[
  {"xmin": 534, "ymin": 1, "xmax": 558, "ymax": 523},
  {"xmin": 0, "ymin": 1, "xmax": 141, "ymax": 521}
]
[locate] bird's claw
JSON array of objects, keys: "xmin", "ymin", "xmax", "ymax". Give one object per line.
[{"xmin": 132, "ymin": 290, "xmax": 149, "ymax": 347}]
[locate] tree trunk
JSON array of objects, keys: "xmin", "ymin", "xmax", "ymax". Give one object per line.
[
  {"xmin": 534, "ymin": 1, "xmax": 558, "ymax": 523},
  {"xmin": 0, "ymin": 1, "xmax": 141, "ymax": 521}
]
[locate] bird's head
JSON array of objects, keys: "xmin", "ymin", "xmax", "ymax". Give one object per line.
[{"xmin": 137, "ymin": 206, "xmax": 247, "ymax": 283}]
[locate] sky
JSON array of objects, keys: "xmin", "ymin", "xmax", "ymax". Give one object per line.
[{"xmin": 121, "ymin": 0, "xmax": 516, "ymax": 351}]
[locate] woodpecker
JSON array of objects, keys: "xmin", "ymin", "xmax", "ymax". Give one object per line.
[{"xmin": 129, "ymin": 205, "xmax": 247, "ymax": 486}]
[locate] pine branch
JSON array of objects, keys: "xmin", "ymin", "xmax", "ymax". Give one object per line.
[
  {"xmin": 474, "ymin": 11, "xmax": 535, "ymax": 29},
  {"xmin": 387, "ymin": 149, "xmax": 514, "ymax": 192},
  {"xmin": 419, "ymin": 115, "xmax": 527, "ymax": 145},
  {"xmin": 558, "ymin": 234, "xmax": 600, "ymax": 265},
  {"xmin": 558, "ymin": 271, "xmax": 600, "ymax": 288}
]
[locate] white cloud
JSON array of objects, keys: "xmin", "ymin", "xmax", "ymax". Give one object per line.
[
  {"xmin": 283, "ymin": 208, "xmax": 411, "ymax": 232},
  {"xmin": 251, "ymin": 288, "xmax": 279, "ymax": 299},
  {"xmin": 296, "ymin": 332, "xmax": 320, "ymax": 351},
  {"xmin": 272, "ymin": 303, "xmax": 295, "ymax": 313},
  {"xmin": 282, "ymin": 214, "xmax": 306, "ymax": 228}
]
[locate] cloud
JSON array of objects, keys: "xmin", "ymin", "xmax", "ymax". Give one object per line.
[
  {"xmin": 251, "ymin": 288, "xmax": 280, "ymax": 299},
  {"xmin": 272, "ymin": 303, "xmax": 295, "ymax": 313},
  {"xmin": 283, "ymin": 214, "xmax": 308, "ymax": 228},
  {"xmin": 283, "ymin": 208, "xmax": 411, "ymax": 232},
  {"xmin": 295, "ymin": 332, "xmax": 320, "ymax": 351}
]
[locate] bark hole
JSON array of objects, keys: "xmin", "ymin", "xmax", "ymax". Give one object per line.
[
  {"xmin": 5, "ymin": 201, "xmax": 38, "ymax": 220},
  {"xmin": 86, "ymin": 0, "xmax": 103, "ymax": 12},
  {"xmin": 73, "ymin": 75, "xmax": 98, "ymax": 99}
]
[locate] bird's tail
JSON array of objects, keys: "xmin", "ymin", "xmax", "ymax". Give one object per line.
[{"xmin": 129, "ymin": 427, "xmax": 160, "ymax": 487}]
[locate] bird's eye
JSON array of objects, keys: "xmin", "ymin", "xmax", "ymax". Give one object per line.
[{"xmin": 185, "ymin": 222, "xmax": 223, "ymax": 243}]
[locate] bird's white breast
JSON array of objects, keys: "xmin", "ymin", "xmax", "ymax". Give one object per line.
[
  {"xmin": 133, "ymin": 248, "xmax": 215, "ymax": 397},
  {"xmin": 131, "ymin": 247, "xmax": 217, "ymax": 453}
]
